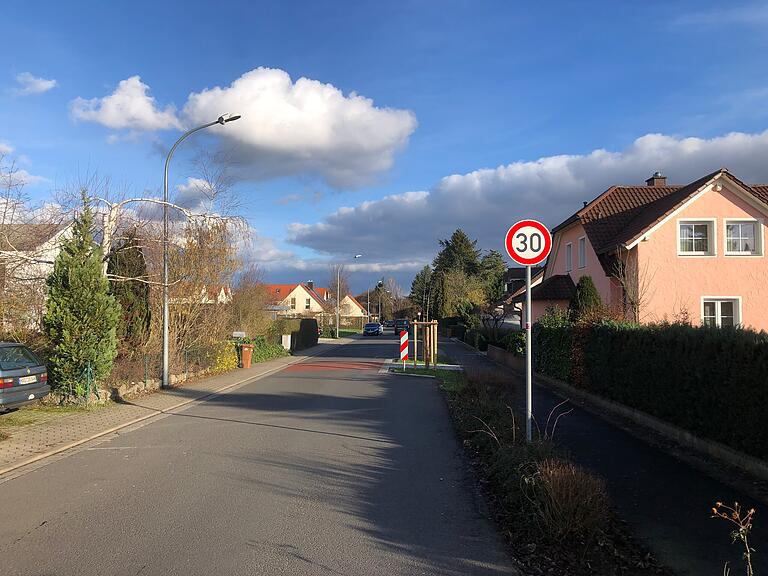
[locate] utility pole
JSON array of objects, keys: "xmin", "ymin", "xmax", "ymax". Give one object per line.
[{"xmin": 336, "ymin": 254, "xmax": 362, "ymax": 338}]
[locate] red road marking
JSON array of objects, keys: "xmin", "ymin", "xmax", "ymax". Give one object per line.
[{"xmin": 284, "ymin": 361, "xmax": 384, "ymax": 373}]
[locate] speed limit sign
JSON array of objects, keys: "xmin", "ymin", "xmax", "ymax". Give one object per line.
[
  {"xmin": 504, "ymin": 219, "xmax": 552, "ymax": 266},
  {"xmin": 504, "ymin": 219, "xmax": 552, "ymax": 443}
]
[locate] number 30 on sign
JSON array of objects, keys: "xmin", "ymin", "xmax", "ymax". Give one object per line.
[{"xmin": 504, "ymin": 219, "xmax": 552, "ymax": 266}]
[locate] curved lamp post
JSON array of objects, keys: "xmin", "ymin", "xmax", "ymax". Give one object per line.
[
  {"xmin": 162, "ymin": 114, "xmax": 241, "ymax": 388},
  {"xmin": 337, "ymin": 254, "xmax": 362, "ymax": 338}
]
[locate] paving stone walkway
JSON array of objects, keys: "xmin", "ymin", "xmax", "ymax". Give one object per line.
[{"xmin": 0, "ymin": 341, "xmax": 346, "ymax": 476}]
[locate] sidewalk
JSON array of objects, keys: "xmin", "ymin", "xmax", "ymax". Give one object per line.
[
  {"xmin": 0, "ymin": 340, "xmax": 345, "ymax": 477},
  {"xmin": 440, "ymin": 338, "xmax": 767, "ymax": 576}
]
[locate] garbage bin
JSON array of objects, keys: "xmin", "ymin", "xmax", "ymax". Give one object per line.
[{"xmin": 240, "ymin": 344, "xmax": 254, "ymax": 369}]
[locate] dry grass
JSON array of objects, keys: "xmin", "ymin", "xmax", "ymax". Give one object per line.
[{"xmin": 523, "ymin": 457, "xmax": 608, "ymax": 540}]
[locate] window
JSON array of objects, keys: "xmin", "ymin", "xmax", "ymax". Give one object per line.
[
  {"xmin": 305, "ymin": 298, "xmax": 311, "ymax": 310},
  {"xmin": 725, "ymin": 220, "xmax": 760, "ymax": 255},
  {"xmin": 565, "ymin": 242, "xmax": 573, "ymax": 272},
  {"xmin": 702, "ymin": 298, "xmax": 740, "ymax": 328},
  {"xmin": 679, "ymin": 221, "xmax": 714, "ymax": 255},
  {"xmin": 290, "ymin": 297, "xmax": 296, "ymax": 309},
  {"xmin": 578, "ymin": 237, "xmax": 586, "ymax": 268}
]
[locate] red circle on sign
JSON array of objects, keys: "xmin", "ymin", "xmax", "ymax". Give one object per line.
[{"xmin": 505, "ymin": 219, "xmax": 552, "ymax": 266}]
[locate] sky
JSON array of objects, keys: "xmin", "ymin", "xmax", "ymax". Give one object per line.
[{"xmin": 4, "ymin": 0, "xmax": 768, "ymax": 294}]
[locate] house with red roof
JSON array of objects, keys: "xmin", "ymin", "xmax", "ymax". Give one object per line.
[
  {"xmin": 517, "ymin": 169, "xmax": 768, "ymax": 331},
  {"xmin": 263, "ymin": 281, "xmax": 331, "ymax": 315},
  {"xmin": 263, "ymin": 281, "xmax": 369, "ymax": 319}
]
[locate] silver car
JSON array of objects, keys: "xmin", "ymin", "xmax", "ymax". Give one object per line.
[{"xmin": 0, "ymin": 343, "xmax": 49, "ymax": 412}]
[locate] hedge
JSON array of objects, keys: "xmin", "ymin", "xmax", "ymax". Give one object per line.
[
  {"xmin": 583, "ymin": 323, "xmax": 768, "ymax": 460},
  {"xmin": 287, "ymin": 318, "xmax": 319, "ymax": 351},
  {"xmin": 532, "ymin": 320, "xmax": 572, "ymax": 382}
]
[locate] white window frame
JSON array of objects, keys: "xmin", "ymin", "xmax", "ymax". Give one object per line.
[
  {"xmin": 724, "ymin": 218, "xmax": 763, "ymax": 257},
  {"xmin": 578, "ymin": 236, "xmax": 586, "ymax": 269},
  {"xmin": 305, "ymin": 298, "xmax": 311, "ymax": 310},
  {"xmin": 677, "ymin": 218, "xmax": 716, "ymax": 257},
  {"xmin": 700, "ymin": 296, "xmax": 741, "ymax": 328},
  {"xmin": 565, "ymin": 242, "xmax": 573, "ymax": 272},
  {"xmin": 290, "ymin": 297, "xmax": 296, "ymax": 309}
]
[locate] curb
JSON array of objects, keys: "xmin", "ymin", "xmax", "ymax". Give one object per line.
[{"xmin": 0, "ymin": 341, "xmax": 346, "ymax": 478}]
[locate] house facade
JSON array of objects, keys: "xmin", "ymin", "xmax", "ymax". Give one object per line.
[
  {"xmin": 264, "ymin": 282, "xmax": 330, "ymax": 316},
  {"xmin": 0, "ymin": 223, "xmax": 73, "ymax": 329},
  {"xmin": 525, "ymin": 169, "xmax": 768, "ymax": 331}
]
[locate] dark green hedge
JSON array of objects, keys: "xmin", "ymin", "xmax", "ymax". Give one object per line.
[
  {"xmin": 532, "ymin": 323, "xmax": 572, "ymax": 382},
  {"xmin": 583, "ymin": 323, "xmax": 768, "ymax": 460},
  {"xmin": 290, "ymin": 318, "xmax": 319, "ymax": 351}
]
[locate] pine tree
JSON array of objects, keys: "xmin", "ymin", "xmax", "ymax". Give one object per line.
[
  {"xmin": 409, "ymin": 265, "xmax": 432, "ymax": 312},
  {"xmin": 107, "ymin": 229, "xmax": 150, "ymax": 346},
  {"xmin": 480, "ymin": 249, "xmax": 507, "ymax": 304},
  {"xmin": 569, "ymin": 275, "xmax": 602, "ymax": 321},
  {"xmin": 433, "ymin": 229, "xmax": 481, "ymax": 276},
  {"xmin": 44, "ymin": 193, "xmax": 121, "ymax": 398}
]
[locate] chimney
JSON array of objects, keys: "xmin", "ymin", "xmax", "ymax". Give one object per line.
[
  {"xmin": 582, "ymin": 201, "xmax": 588, "ymax": 208},
  {"xmin": 307, "ymin": 280, "xmax": 314, "ymax": 290},
  {"xmin": 645, "ymin": 171, "xmax": 667, "ymax": 187}
]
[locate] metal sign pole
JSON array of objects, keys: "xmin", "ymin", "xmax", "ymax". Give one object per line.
[{"xmin": 525, "ymin": 264, "xmax": 532, "ymax": 442}]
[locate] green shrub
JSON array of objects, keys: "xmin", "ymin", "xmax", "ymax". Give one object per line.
[
  {"xmin": 532, "ymin": 309, "xmax": 573, "ymax": 381},
  {"xmin": 502, "ymin": 331, "xmax": 526, "ymax": 356},
  {"xmin": 568, "ymin": 275, "xmax": 602, "ymax": 321}
]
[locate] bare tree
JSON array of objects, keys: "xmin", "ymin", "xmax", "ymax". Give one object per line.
[
  {"xmin": 328, "ymin": 264, "xmax": 351, "ymax": 307},
  {"xmin": 613, "ymin": 248, "xmax": 656, "ymax": 322}
]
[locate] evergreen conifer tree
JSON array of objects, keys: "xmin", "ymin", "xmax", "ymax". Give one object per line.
[
  {"xmin": 107, "ymin": 230, "xmax": 150, "ymax": 346},
  {"xmin": 569, "ymin": 275, "xmax": 602, "ymax": 321},
  {"xmin": 44, "ymin": 193, "xmax": 121, "ymax": 398}
]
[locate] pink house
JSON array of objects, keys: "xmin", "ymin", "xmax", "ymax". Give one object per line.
[{"xmin": 521, "ymin": 169, "xmax": 768, "ymax": 331}]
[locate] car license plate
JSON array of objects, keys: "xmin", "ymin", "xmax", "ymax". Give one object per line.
[{"xmin": 19, "ymin": 375, "xmax": 37, "ymax": 385}]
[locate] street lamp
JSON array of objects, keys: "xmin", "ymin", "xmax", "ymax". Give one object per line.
[
  {"xmin": 336, "ymin": 254, "xmax": 362, "ymax": 338},
  {"xmin": 162, "ymin": 114, "xmax": 241, "ymax": 388}
]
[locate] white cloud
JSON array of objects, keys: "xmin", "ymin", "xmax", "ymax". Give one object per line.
[
  {"xmin": 0, "ymin": 141, "xmax": 13, "ymax": 155},
  {"xmin": 182, "ymin": 67, "xmax": 417, "ymax": 189},
  {"xmin": 70, "ymin": 68, "xmax": 416, "ymax": 188},
  {"xmin": 174, "ymin": 177, "xmax": 215, "ymax": 213},
  {"xmin": 70, "ymin": 76, "xmax": 182, "ymax": 131},
  {"xmin": 288, "ymin": 129, "xmax": 768, "ymax": 272},
  {"xmin": 15, "ymin": 72, "xmax": 57, "ymax": 95},
  {"xmin": 0, "ymin": 168, "xmax": 49, "ymax": 188}
]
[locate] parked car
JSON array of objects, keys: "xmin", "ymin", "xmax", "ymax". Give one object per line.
[
  {"xmin": 382, "ymin": 319, "xmax": 394, "ymax": 328},
  {"xmin": 393, "ymin": 319, "xmax": 410, "ymax": 334},
  {"xmin": 0, "ymin": 343, "xmax": 49, "ymax": 412},
  {"xmin": 363, "ymin": 322, "xmax": 384, "ymax": 336}
]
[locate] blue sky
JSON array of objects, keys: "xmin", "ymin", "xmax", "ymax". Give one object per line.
[{"xmin": 4, "ymin": 0, "xmax": 768, "ymax": 292}]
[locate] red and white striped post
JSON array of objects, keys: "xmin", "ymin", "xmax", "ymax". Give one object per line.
[{"xmin": 399, "ymin": 330, "xmax": 408, "ymax": 372}]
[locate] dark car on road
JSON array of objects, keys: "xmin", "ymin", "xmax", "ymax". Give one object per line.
[
  {"xmin": 0, "ymin": 343, "xmax": 49, "ymax": 412},
  {"xmin": 393, "ymin": 319, "xmax": 410, "ymax": 334},
  {"xmin": 363, "ymin": 322, "xmax": 384, "ymax": 336},
  {"xmin": 382, "ymin": 319, "xmax": 394, "ymax": 328}
]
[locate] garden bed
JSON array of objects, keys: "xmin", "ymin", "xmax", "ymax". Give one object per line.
[{"xmin": 436, "ymin": 367, "xmax": 672, "ymax": 576}]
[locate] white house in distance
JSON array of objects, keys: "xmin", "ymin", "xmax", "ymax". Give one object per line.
[
  {"xmin": 264, "ymin": 282, "xmax": 331, "ymax": 316},
  {"xmin": 0, "ymin": 222, "xmax": 73, "ymax": 329},
  {"xmin": 339, "ymin": 294, "xmax": 367, "ymax": 318},
  {"xmin": 263, "ymin": 282, "xmax": 369, "ymax": 325}
]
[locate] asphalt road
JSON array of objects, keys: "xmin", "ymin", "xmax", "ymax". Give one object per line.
[{"xmin": 0, "ymin": 336, "xmax": 516, "ymax": 576}]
